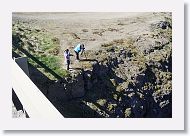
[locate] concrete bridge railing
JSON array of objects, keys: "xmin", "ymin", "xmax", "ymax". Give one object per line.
[{"xmin": 12, "ymin": 58, "xmax": 63, "ymax": 118}]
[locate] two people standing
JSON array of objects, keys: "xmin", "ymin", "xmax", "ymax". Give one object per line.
[{"xmin": 64, "ymin": 43, "xmax": 85, "ymax": 70}]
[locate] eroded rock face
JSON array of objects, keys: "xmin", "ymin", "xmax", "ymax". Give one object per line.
[
  {"xmin": 73, "ymin": 18, "xmax": 172, "ymax": 118},
  {"xmin": 69, "ymin": 71, "xmax": 85, "ymax": 98},
  {"xmin": 48, "ymin": 70, "xmax": 86, "ymax": 99},
  {"xmin": 12, "ymin": 14, "xmax": 172, "ymax": 118},
  {"xmin": 46, "ymin": 21, "xmax": 172, "ymax": 117}
]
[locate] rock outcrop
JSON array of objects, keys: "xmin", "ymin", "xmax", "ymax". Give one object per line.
[{"xmin": 12, "ymin": 14, "xmax": 172, "ymax": 118}]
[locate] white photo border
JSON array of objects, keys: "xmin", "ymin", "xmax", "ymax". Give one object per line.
[{"xmin": 0, "ymin": 0, "xmax": 184, "ymax": 130}]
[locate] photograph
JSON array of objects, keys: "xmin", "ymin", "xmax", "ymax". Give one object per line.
[{"xmin": 12, "ymin": 12, "xmax": 172, "ymax": 118}]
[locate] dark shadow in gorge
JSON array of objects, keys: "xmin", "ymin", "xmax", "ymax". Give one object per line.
[
  {"xmin": 81, "ymin": 61, "xmax": 172, "ymax": 118},
  {"xmin": 12, "ymin": 51, "xmax": 101, "ymax": 118}
]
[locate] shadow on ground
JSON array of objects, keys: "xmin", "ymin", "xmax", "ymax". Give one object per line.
[
  {"xmin": 12, "ymin": 50, "xmax": 102, "ymax": 118},
  {"xmin": 12, "ymin": 47, "xmax": 172, "ymax": 118}
]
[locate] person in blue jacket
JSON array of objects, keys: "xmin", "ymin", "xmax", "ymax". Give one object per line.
[{"xmin": 74, "ymin": 43, "xmax": 85, "ymax": 60}]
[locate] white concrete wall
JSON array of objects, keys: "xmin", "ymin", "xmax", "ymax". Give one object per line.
[{"xmin": 12, "ymin": 59, "xmax": 63, "ymax": 118}]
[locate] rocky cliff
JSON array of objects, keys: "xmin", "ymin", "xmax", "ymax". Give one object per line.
[{"xmin": 12, "ymin": 14, "xmax": 172, "ymax": 118}]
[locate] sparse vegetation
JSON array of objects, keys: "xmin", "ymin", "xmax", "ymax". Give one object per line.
[{"xmin": 12, "ymin": 23, "xmax": 69, "ymax": 80}]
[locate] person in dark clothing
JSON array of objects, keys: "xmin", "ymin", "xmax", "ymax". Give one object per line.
[{"xmin": 64, "ymin": 49, "xmax": 71, "ymax": 70}]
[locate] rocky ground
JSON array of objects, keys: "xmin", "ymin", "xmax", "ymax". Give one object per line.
[
  {"xmin": 12, "ymin": 102, "xmax": 26, "ymax": 118},
  {"xmin": 12, "ymin": 12, "xmax": 172, "ymax": 118}
]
